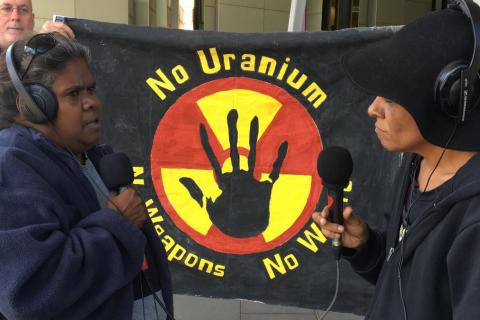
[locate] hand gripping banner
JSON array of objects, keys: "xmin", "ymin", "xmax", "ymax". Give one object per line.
[{"xmin": 67, "ymin": 18, "xmax": 402, "ymax": 315}]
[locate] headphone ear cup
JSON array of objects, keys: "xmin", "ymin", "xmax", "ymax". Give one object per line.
[
  {"xmin": 434, "ymin": 60, "xmax": 467, "ymax": 119},
  {"xmin": 22, "ymin": 84, "xmax": 58, "ymax": 123}
]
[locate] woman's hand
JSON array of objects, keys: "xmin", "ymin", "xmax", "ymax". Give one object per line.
[{"xmin": 312, "ymin": 205, "xmax": 369, "ymax": 249}]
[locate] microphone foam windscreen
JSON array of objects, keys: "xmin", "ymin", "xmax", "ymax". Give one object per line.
[
  {"xmin": 99, "ymin": 152, "xmax": 134, "ymax": 190},
  {"xmin": 317, "ymin": 146, "xmax": 353, "ymax": 188}
]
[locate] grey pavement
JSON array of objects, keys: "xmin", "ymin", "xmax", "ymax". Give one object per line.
[{"xmin": 174, "ymin": 294, "xmax": 364, "ymax": 320}]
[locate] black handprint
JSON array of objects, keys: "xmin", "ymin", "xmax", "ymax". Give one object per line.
[{"xmin": 180, "ymin": 109, "xmax": 288, "ymax": 238}]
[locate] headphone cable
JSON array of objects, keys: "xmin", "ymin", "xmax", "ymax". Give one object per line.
[{"xmin": 397, "ymin": 124, "xmax": 458, "ymax": 320}]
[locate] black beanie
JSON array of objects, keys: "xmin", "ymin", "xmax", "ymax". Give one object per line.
[{"xmin": 342, "ymin": 8, "xmax": 480, "ymax": 151}]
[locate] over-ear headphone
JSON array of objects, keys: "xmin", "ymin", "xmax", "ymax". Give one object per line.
[
  {"xmin": 434, "ymin": 0, "xmax": 480, "ymax": 123},
  {"xmin": 5, "ymin": 35, "xmax": 58, "ymax": 124}
]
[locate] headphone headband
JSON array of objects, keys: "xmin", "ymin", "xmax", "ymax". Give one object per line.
[
  {"xmin": 5, "ymin": 44, "xmax": 47, "ymax": 123},
  {"xmin": 5, "ymin": 34, "xmax": 59, "ymax": 124},
  {"xmin": 449, "ymin": 1, "xmax": 480, "ymax": 79}
]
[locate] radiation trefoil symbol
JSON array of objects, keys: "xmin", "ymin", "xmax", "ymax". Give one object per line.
[{"xmin": 151, "ymin": 77, "xmax": 322, "ymax": 254}]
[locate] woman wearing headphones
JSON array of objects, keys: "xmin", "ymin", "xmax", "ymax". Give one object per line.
[
  {"xmin": 314, "ymin": 3, "xmax": 480, "ymax": 320},
  {"xmin": 0, "ymin": 33, "xmax": 172, "ymax": 319}
]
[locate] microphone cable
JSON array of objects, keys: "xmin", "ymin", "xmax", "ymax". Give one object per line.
[
  {"xmin": 139, "ymin": 277, "xmax": 147, "ymax": 320},
  {"xmin": 142, "ymin": 271, "xmax": 176, "ymax": 320},
  {"xmin": 315, "ymin": 259, "xmax": 340, "ymax": 320},
  {"xmin": 91, "ymin": 178, "xmax": 176, "ymax": 320}
]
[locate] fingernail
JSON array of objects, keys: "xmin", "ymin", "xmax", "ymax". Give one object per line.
[
  {"xmin": 320, "ymin": 218, "xmax": 326, "ymax": 225},
  {"xmin": 338, "ymin": 226, "xmax": 344, "ymax": 232}
]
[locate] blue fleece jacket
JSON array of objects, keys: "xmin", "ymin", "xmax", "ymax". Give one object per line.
[{"xmin": 0, "ymin": 124, "xmax": 147, "ymax": 319}]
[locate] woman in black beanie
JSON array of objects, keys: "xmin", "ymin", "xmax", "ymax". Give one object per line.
[{"xmin": 314, "ymin": 2, "xmax": 480, "ymax": 320}]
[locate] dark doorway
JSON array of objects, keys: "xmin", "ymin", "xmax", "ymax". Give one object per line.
[
  {"xmin": 193, "ymin": 0, "xmax": 203, "ymax": 30},
  {"xmin": 322, "ymin": 0, "xmax": 360, "ymax": 30}
]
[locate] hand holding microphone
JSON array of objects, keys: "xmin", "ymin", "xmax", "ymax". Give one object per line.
[
  {"xmin": 313, "ymin": 205, "xmax": 368, "ymax": 251},
  {"xmin": 99, "ymin": 152, "xmax": 148, "ymax": 228},
  {"xmin": 313, "ymin": 146, "xmax": 368, "ymax": 259},
  {"xmin": 107, "ymin": 188, "xmax": 147, "ymax": 228}
]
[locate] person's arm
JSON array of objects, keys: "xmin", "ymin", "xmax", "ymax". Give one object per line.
[
  {"xmin": 342, "ymin": 226, "xmax": 386, "ymax": 284},
  {"xmin": 39, "ymin": 21, "xmax": 75, "ymax": 39},
  {"xmin": 0, "ymin": 155, "xmax": 145, "ymax": 319}
]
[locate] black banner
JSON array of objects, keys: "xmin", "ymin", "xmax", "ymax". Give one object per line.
[{"xmin": 68, "ymin": 18, "xmax": 401, "ymax": 315}]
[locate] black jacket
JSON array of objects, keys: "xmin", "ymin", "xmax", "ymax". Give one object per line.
[{"xmin": 345, "ymin": 153, "xmax": 480, "ymax": 320}]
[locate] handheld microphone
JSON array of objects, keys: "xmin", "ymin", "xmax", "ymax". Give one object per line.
[
  {"xmin": 98, "ymin": 152, "xmax": 149, "ymax": 270},
  {"xmin": 317, "ymin": 146, "xmax": 353, "ymax": 260},
  {"xmin": 99, "ymin": 152, "xmax": 134, "ymax": 191}
]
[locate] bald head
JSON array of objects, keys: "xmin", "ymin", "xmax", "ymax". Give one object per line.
[{"xmin": 0, "ymin": 0, "xmax": 34, "ymax": 51}]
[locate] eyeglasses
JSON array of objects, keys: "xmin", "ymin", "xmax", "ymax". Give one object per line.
[
  {"xmin": 0, "ymin": 4, "xmax": 32, "ymax": 16},
  {"xmin": 20, "ymin": 33, "xmax": 57, "ymax": 80}
]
